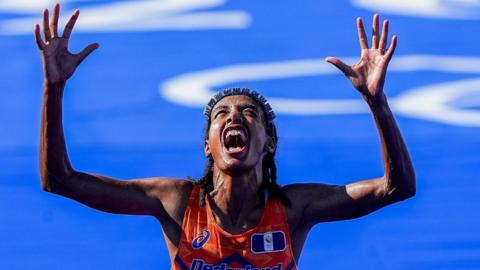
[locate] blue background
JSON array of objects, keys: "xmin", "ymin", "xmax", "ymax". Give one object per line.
[{"xmin": 1, "ymin": 0, "xmax": 480, "ymax": 269}]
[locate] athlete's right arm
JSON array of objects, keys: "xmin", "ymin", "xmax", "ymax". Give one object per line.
[{"xmin": 36, "ymin": 4, "xmax": 192, "ymax": 219}]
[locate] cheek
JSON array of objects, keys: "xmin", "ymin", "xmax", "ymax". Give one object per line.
[
  {"xmin": 208, "ymin": 122, "xmax": 222, "ymax": 139},
  {"xmin": 250, "ymin": 130, "xmax": 268, "ymax": 150},
  {"xmin": 210, "ymin": 121, "xmax": 221, "ymax": 130},
  {"xmin": 207, "ymin": 121, "xmax": 224, "ymax": 147}
]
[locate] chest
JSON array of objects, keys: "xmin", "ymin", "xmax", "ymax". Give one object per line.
[{"xmin": 172, "ymin": 195, "xmax": 297, "ymax": 269}]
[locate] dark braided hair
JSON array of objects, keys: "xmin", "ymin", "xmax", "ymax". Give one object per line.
[{"xmin": 196, "ymin": 87, "xmax": 291, "ymax": 207}]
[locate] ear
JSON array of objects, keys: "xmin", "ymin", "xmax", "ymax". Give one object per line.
[
  {"xmin": 264, "ymin": 136, "xmax": 276, "ymax": 154},
  {"xmin": 204, "ymin": 140, "xmax": 211, "ymax": 157}
]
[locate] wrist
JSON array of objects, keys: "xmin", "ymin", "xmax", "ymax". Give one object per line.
[
  {"xmin": 44, "ymin": 80, "xmax": 66, "ymax": 91},
  {"xmin": 44, "ymin": 79, "xmax": 66, "ymax": 86},
  {"xmin": 363, "ymin": 92, "xmax": 388, "ymax": 108},
  {"xmin": 43, "ymin": 80, "xmax": 66, "ymax": 98}
]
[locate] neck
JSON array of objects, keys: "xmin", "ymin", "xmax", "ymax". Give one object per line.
[{"xmin": 209, "ymin": 164, "xmax": 265, "ymax": 228}]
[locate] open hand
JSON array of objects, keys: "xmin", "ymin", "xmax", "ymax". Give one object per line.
[
  {"xmin": 34, "ymin": 3, "xmax": 99, "ymax": 84},
  {"xmin": 326, "ymin": 14, "xmax": 396, "ymax": 100}
]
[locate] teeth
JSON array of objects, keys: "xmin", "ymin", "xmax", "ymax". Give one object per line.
[
  {"xmin": 226, "ymin": 129, "xmax": 246, "ymax": 141},
  {"xmin": 224, "ymin": 128, "xmax": 247, "ymax": 150},
  {"xmin": 227, "ymin": 130, "xmax": 243, "ymax": 136}
]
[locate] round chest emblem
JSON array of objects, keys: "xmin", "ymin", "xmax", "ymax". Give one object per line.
[{"xmin": 192, "ymin": 229, "xmax": 211, "ymax": 249}]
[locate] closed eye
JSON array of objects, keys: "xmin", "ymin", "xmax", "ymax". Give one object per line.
[
  {"xmin": 244, "ymin": 108, "xmax": 258, "ymax": 117},
  {"xmin": 214, "ymin": 110, "xmax": 228, "ymax": 118}
]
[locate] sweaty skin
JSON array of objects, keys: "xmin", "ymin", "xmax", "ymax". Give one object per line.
[{"xmin": 36, "ymin": 4, "xmax": 415, "ymax": 265}]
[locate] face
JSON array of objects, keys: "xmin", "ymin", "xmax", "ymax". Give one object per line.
[{"xmin": 204, "ymin": 95, "xmax": 275, "ymax": 173}]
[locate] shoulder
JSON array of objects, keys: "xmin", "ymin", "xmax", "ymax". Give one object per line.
[
  {"xmin": 131, "ymin": 177, "xmax": 196, "ymax": 212},
  {"xmin": 143, "ymin": 177, "xmax": 197, "ymax": 221},
  {"xmin": 280, "ymin": 184, "xmax": 313, "ymax": 231},
  {"xmin": 280, "ymin": 183, "xmax": 345, "ymax": 228},
  {"xmin": 280, "ymin": 184, "xmax": 318, "ymax": 212},
  {"xmin": 144, "ymin": 177, "xmax": 196, "ymax": 199}
]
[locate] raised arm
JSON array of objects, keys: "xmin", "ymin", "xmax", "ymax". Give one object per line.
[
  {"xmin": 288, "ymin": 15, "xmax": 415, "ymax": 228},
  {"xmin": 36, "ymin": 4, "xmax": 192, "ymax": 219}
]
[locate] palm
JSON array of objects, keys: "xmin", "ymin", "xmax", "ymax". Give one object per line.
[
  {"xmin": 326, "ymin": 15, "xmax": 397, "ymax": 99},
  {"xmin": 42, "ymin": 38, "xmax": 78, "ymax": 82},
  {"xmin": 35, "ymin": 4, "xmax": 98, "ymax": 84},
  {"xmin": 350, "ymin": 49, "xmax": 389, "ymax": 96}
]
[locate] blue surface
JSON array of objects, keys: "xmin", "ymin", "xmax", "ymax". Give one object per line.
[{"xmin": 1, "ymin": 0, "xmax": 480, "ymax": 269}]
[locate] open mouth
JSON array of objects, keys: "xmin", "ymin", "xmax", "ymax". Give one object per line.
[{"xmin": 223, "ymin": 125, "xmax": 248, "ymax": 154}]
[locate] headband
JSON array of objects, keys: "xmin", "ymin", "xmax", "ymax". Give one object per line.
[{"xmin": 203, "ymin": 87, "xmax": 276, "ymax": 123}]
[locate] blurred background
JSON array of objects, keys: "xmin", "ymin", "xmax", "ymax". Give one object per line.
[{"xmin": 1, "ymin": 0, "xmax": 480, "ymax": 269}]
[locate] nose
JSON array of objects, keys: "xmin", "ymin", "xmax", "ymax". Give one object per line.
[{"xmin": 226, "ymin": 108, "xmax": 243, "ymax": 124}]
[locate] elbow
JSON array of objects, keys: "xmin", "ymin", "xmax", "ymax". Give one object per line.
[
  {"xmin": 40, "ymin": 172, "xmax": 59, "ymax": 194},
  {"xmin": 40, "ymin": 179, "xmax": 52, "ymax": 193},
  {"xmin": 40, "ymin": 167, "xmax": 76, "ymax": 195},
  {"xmin": 403, "ymin": 170, "xmax": 417, "ymax": 199},
  {"xmin": 39, "ymin": 155, "xmax": 76, "ymax": 193},
  {"xmin": 386, "ymin": 186, "xmax": 415, "ymax": 203},
  {"xmin": 386, "ymin": 173, "xmax": 416, "ymax": 202},
  {"xmin": 40, "ymin": 167, "xmax": 54, "ymax": 193},
  {"xmin": 398, "ymin": 185, "xmax": 416, "ymax": 201}
]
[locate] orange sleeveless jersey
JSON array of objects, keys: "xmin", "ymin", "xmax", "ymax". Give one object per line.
[{"xmin": 173, "ymin": 186, "xmax": 298, "ymax": 270}]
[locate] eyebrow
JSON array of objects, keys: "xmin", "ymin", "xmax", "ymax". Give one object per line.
[
  {"xmin": 212, "ymin": 105, "xmax": 229, "ymax": 114},
  {"xmin": 212, "ymin": 103, "xmax": 260, "ymax": 116},
  {"xmin": 239, "ymin": 104, "xmax": 260, "ymax": 112}
]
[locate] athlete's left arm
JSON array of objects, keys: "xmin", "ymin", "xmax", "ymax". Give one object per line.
[{"xmin": 288, "ymin": 14, "xmax": 415, "ymax": 227}]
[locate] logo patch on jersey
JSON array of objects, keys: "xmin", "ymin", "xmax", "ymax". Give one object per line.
[
  {"xmin": 251, "ymin": 231, "xmax": 286, "ymax": 253},
  {"xmin": 192, "ymin": 229, "xmax": 211, "ymax": 249}
]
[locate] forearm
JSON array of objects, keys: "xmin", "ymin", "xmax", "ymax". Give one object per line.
[
  {"xmin": 366, "ymin": 93, "xmax": 416, "ymax": 199},
  {"xmin": 39, "ymin": 80, "xmax": 75, "ymax": 192}
]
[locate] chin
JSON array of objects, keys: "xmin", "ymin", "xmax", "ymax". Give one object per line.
[
  {"xmin": 219, "ymin": 155, "xmax": 261, "ymax": 174},
  {"xmin": 222, "ymin": 160, "xmax": 250, "ymax": 173}
]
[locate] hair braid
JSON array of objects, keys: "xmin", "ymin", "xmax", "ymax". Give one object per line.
[
  {"xmin": 197, "ymin": 156, "xmax": 214, "ymax": 206},
  {"xmin": 263, "ymin": 152, "xmax": 291, "ymax": 207}
]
